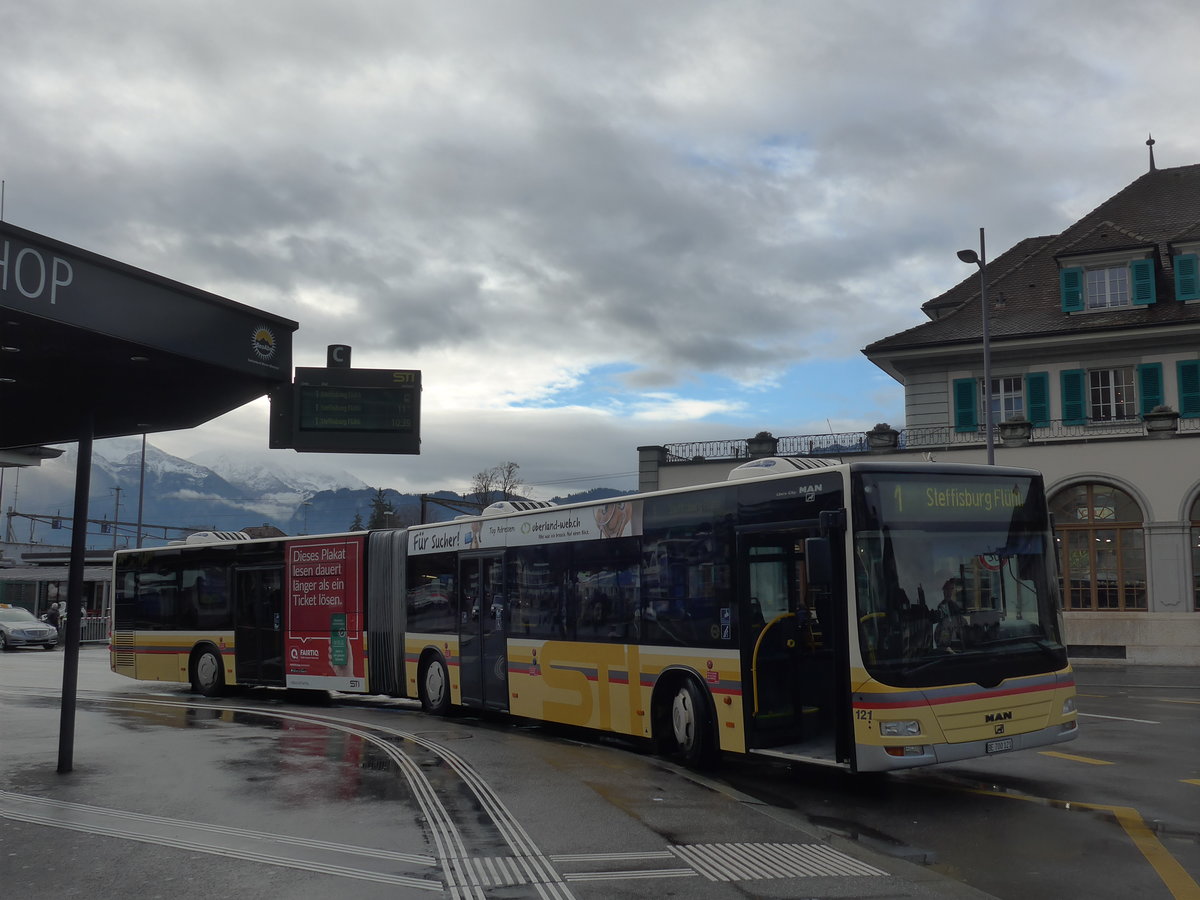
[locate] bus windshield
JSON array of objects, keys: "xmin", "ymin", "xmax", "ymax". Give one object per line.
[{"xmin": 853, "ymin": 471, "xmax": 1067, "ymax": 687}]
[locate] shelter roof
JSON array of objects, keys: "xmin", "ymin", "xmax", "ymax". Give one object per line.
[{"xmin": 1, "ymin": 222, "xmax": 298, "ymax": 449}]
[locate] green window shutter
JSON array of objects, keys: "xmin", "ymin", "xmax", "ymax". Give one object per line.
[
  {"xmin": 1174, "ymin": 254, "xmax": 1200, "ymax": 301},
  {"xmin": 1179, "ymin": 360, "xmax": 1200, "ymax": 418},
  {"xmin": 1026, "ymin": 372, "xmax": 1050, "ymax": 427},
  {"xmin": 1060, "ymin": 267, "xmax": 1084, "ymax": 312},
  {"xmin": 1060, "ymin": 369, "xmax": 1086, "ymax": 425},
  {"xmin": 1130, "ymin": 258, "xmax": 1156, "ymax": 305},
  {"xmin": 1137, "ymin": 363, "xmax": 1164, "ymax": 413},
  {"xmin": 953, "ymin": 378, "xmax": 978, "ymax": 432}
]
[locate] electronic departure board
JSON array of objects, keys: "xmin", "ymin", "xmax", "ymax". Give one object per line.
[
  {"xmin": 297, "ymin": 384, "xmax": 415, "ymax": 433},
  {"xmin": 270, "ymin": 367, "xmax": 421, "ymax": 454}
]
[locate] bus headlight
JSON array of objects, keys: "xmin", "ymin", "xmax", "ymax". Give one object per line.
[
  {"xmin": 880, "ymin": 719, "xmax": 922, "ymax": 737},
  {"xmin": 1062, "ymin": 698, "xmax": 1076, "ymax": 716}
]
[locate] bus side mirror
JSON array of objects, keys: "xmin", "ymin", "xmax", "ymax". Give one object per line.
[{"xmin": 805, "ymin": 537, "xmax": 833, "ymax": 588}]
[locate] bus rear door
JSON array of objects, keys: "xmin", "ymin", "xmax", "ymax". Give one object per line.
[
  {"xmin": 234, "ymin": 566, "xmax": 285, "ymax": 686},
  {"xmin": 458, "ymin": 553, "xmax": 509, "ymax": 712}
]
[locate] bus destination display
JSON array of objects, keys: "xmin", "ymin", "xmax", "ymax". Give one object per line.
[{"xmin": 869, "ymin": 475, "xmax": 1033, "ymax": 522}]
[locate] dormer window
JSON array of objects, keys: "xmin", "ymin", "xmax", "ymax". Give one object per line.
[
  {"xmin": 1059, "ymin": 255, "xmax": 1155, "ymax": 312},
  {"xmin": 1085, "ymin": 266, "xmax": 1129, "ymax": 308}
]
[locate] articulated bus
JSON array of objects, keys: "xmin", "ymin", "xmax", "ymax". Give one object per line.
[{"xmin": 111, "ymin": 458, "xmax": 1078, "ymax": 772}]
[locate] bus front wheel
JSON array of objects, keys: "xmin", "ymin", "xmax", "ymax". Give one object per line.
[
  {"xmin": 659, "ymin": 679, "xmax": 716, "ymax": 768},
  {"xmin": 418, "ymin": 654, "xmax": 451, "ymax": 716},
  {"xmin": 190, "ymin": 647, "xmax": 225, "ymax": 697}
]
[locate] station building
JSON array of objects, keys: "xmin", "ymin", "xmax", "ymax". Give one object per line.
[{"xmin": 639, "ymin": 156, "xmax": 1200, "ymax": 666}]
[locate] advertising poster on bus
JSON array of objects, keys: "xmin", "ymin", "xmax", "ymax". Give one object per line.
[
  {"xmin": 408, "ymin": 499, "xmax": 644, "ymax": 556},
  {"xmin": 284, "ymin": 535, "xmax": 367, "ymax": 692}
]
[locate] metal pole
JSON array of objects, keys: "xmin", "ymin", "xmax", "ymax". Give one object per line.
[
  {"xmin": 58, "ymin": 412, "xmax": 92, "ymax": 773},
  {"xmin": 979, "ymin": 227, "xmax": 994, "ymax": 465},
  {"xmin": 135, "ymin": 433, "xmax": 146, "ymax": 548},
  {"xmin": 111, "ymin": 486, "xmax": 122, "ymax": 552}
]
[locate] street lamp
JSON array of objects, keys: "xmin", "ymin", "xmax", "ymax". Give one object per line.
[{"xmin": 957, "ymin": 227, "xmax": 994, "ymax": 465}]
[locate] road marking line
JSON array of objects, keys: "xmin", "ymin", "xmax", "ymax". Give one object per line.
[
  {"xmin": 564, "ymin": 869, "xmax": 696, "ymax": 882},
  {"xmin": 1153, "ymin": 698, "xmax": 1200, "ymax": 706},
  {"xmin": 1039, "ymin": 750, "xmax": 1115, "ymax": 765},
  {"xmin": 963, "ymin": 789, "xmax": 1200, "ymax": 899},
  {"xmin": 1100, "ymin": 804, "xmax": 1200, "ymax": 900},
  {"xmin": 1183, "ymin": 780, "xmax": 1200, "ymax": 787},
  {"xmin": 0, "ymin": 791, "xmax": 442, "ymax": 890},
  {"xmin": 1079, "ymin": 712, "xmax": 1160, "ymax": 724}
]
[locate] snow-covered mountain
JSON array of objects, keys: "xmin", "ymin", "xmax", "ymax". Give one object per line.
[
  {"xmin": 190, "ymin": 450, "xmax": 368, "ymax": 497},
  {"xmin": 1, "ymin": 439, "xmax": 370, "ymax": 548},
  {"xmin": 3, "ymin": 439, "xmax": 625, "ymax": 551}
]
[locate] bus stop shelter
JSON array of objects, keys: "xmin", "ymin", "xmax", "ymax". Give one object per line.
[{"xmin": 1, "ymin": 220, "xmax": 298, "ymax": 770}]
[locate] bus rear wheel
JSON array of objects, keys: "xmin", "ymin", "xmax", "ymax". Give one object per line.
[
  {"xmin": 418, "ymin": 654, "xmax": 451, "ymax": 716},
  {"xmin": 190, "ymin": 647, "xmax": 225, "ymax": 697},
  {"xmin": 659, "ymin": 678, "xmax": 716, "ymax": 768}
]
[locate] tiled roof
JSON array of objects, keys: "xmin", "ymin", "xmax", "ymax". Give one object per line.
[{"xmin": 867, "ymin": 163, "xmax": 1200, "ymax": 355}]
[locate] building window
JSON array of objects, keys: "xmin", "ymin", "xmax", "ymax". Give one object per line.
[
  {"xmin": 1088, "ymin": 367, "xmax": 1136, "ymax": 421},
  {"xmin": 1191, "ymin": 495, "xmax": 1200, "ymax": 611},
  {"xmin": 1086, "ymin": 266, "xmax": 1130, "ymax": 308},
  {"xmin": 954, "ymin": 372, "xmax": 1050, "ymax": 431},
  {"xmin": 984, "ymin": 375, "xmax": 1025, "ymax": 422},
  {"xmin": 1060, "ymin": 258, "xmax": 1156, "ymax": 311},
  {"xmin": 1049, "ymin": 483, "xmax": 1146, "ymax": 611}
]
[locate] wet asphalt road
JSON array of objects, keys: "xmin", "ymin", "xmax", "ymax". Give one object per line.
[{"xmin": 2, "ymin": 647, "xmax": 1197, "ymax": 899}]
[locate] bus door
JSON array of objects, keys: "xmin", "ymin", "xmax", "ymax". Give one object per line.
[
  {"xmin": 234, "ymin": 567, "xmax": 285, "ymax": 686},
  {"xmin": 739, "ymin": 528, "xmax": 837, "ymax": 758},
  {"xmin": 458, "ymin": 553, "xmax": 509, "ymax": 712}
]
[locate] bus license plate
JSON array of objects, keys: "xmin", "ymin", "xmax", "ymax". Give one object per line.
[{"xmin": 986, "ymin": 738, "xmax": 1014, "ymax": 754}]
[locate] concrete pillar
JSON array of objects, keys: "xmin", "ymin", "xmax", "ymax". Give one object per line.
[{"xmin": 637, "ymin": 445, "xmax": 667, "ymax": 494}]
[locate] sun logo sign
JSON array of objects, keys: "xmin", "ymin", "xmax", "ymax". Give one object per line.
[{"xmin": 251, "ymin": 326, "xmax": 277, "ymax": 362}]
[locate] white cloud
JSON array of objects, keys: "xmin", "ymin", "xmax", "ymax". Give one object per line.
[
  {"xmin": 6, "ymin": 0, "xmax": 1200, "ymax": 498},
  {"xmin": 626, "ymin": 394, "xmax": 745, "ymax": 422}
]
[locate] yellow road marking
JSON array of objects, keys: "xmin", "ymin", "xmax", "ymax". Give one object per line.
[
  {"xmin": 1039, "ymin": 750, "xmax": 1115, "ymax": 765},
  {"xmin": 964, "ymin": 788, "xmax": 1200, "ymax": 900},
  {"xmin": 1183, "ymin": 780, "xmax": 1200, "ymax": 787},
  {"xmin": 1154, "ymin": 698, "xmax": 1200, "ymax": 705},
  {"xmin": 1100, "ymin": 804, "xmax": 1200, "ymax": 900}
]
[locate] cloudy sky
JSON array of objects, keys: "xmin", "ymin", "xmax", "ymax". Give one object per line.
[{"xmin": 4, "ymin": 0, "xmax": 1198, "ymax": 499}]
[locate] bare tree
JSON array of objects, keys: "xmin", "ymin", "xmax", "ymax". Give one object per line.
[
  {"xmin": 495, "ymin": 461, "xmax": 523, "ymax": 500},
  {"xmin": 469, "ymin": 468, "xmax": 497, "ymax": 509},
  {"xmin": 469, "ymin": 461, "xmax": 524, "ymax": 507}
]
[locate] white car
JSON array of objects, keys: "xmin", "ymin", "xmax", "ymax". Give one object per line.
[{"xmin": 0, "ymin": 605, "xmax": 60, "ymax": 650}]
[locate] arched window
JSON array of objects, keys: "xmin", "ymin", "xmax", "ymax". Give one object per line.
[
  {"xmin": 1191, "ymin": 495, "xmax": 1200, "ymax": 612},
  {"xmin": 1049, "ymin": 483, "xmax": 1146, "ymax": 611}
]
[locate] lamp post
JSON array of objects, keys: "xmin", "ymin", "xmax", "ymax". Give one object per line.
[{"xmin": 957, "ymin": 227, "xmax": 994, "ymax": 465}]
